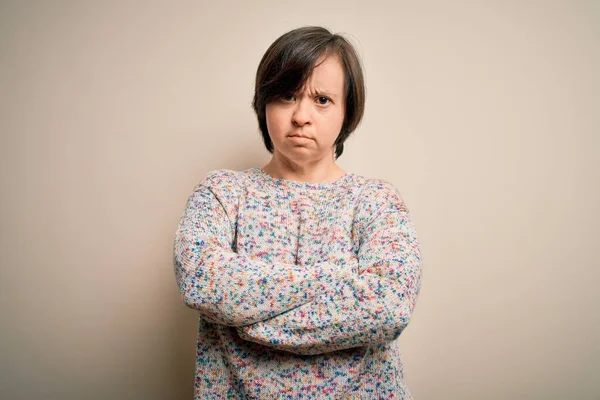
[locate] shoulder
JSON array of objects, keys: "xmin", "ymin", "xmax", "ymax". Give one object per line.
[
  {"xmin": 192, "ymin": 168, "xmax": 243, "ymax": 219},
  {"xmin": 197, "ymin": 168, "xmax": 243, "ymax": 192},
  {"xmin": 356, "ymin": 176, "xmax": 410, "ymax": 215},
  {"xmin": 353, "ymin": 176, "xmax": 417, "ymax": 246}
]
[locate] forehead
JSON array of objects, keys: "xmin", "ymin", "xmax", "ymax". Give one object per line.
[{"xmin": 303, "ymin": 54, "xmax": 345, "ymax": 95}]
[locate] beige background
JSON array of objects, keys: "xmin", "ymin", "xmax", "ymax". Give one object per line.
[{"xmin": 1, "ymin": 1, "xmax": 598, "ymax": 399}]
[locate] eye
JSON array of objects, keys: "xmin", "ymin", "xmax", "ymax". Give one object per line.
[
  {"xmin": 316, "ymin": 96, "xmax": 330, "ymax": 105},
  {"xmin": 281, "ymin": 94, "xmax": 295, "ymax": 102}
]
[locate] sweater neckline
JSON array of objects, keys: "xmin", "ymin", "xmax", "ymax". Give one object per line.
[{"xmin": 251, "ymin": 167, "xmax": 354, "ymax": 190}]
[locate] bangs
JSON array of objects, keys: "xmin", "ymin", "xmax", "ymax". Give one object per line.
[{"xmin": 260, "ymin": 46, "xmax": 335, "ymax": 102}]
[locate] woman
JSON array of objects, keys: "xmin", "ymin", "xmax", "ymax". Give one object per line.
[{"xmin": 173, "ymin": 26, "xmax": 423, "ymax": 399}]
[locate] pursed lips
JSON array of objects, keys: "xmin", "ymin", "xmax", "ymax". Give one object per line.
[{"xmin": 288, "ymin": 134, "xmax": 312, "ymax": 139}]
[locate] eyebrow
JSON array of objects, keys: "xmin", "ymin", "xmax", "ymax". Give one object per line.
[
  {"xmin": 303, "ymin": 89, "xmax": 338, "ymax": 99},
  {"xmin": 318, "ymin": 90, "xmax": 338, "ymax": 99}
]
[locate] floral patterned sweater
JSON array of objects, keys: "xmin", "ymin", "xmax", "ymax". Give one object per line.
[{"xmin": 173, "ymin": 167, "xmax": 423, "ymax": 399}]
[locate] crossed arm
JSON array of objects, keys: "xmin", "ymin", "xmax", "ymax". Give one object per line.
[
  {"xmin": 236, "ymin": 181, "xmax": 423, "ymax": 355},
  {"xmin": 173, "ymin": 176, "xmax": 422, "ymax": 354},
  {"xmin": 173, "ymin": 180, "xmax": 353, "ymax": 327}
]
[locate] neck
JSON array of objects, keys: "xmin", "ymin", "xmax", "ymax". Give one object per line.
[{"xmin": 262, "ymin": 153, "xmax": 346, "ymax": 183}]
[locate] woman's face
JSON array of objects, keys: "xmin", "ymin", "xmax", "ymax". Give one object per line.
[{"xmin": 265, "ymin": 54, "xmax": 345, "ymax": 163}]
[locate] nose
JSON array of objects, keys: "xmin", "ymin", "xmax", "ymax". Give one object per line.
[{"xmin": 291, "ymin": 97, "xmax": 311, "ymax": 127}]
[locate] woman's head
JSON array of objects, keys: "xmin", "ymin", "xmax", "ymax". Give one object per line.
[{"xmin": 252, "ymin": 26, "xmax": 365, "ymax": 161}]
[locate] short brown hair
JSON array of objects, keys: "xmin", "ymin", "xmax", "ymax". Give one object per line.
[{"xmin": 252, "ymin": 26, "xmax": 366, "ymax": 160}]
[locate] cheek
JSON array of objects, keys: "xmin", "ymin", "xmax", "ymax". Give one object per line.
[
  {"xmin": 324, "ymin": 107, "xmax": 345, "ymax": 132},
  {"xmin": 265, "ymin": 106, "xmax": 284, "ymax": 133},
  {"xmin": 265, "ymin": 109, "xmax": 274, "ymax": 136}
]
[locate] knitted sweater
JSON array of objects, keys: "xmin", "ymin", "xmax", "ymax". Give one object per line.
[{"xmin": 173, "ymin": 167, "xmax": 423, "ymax": 399}]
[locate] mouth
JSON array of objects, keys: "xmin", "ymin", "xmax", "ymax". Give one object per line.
[{"xmin": 288, "ymin": 134, "xmax": 312, "ymax": 140}]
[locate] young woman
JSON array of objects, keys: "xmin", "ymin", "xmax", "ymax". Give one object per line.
[{"xmin": 173, "ymin": 26, "xmax": 423, "ymax": 399}]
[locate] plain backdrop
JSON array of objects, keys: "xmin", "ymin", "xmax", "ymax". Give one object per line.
[{"xmin": 1, "ymin": 1, "xmax": 598, "ymax": 399}]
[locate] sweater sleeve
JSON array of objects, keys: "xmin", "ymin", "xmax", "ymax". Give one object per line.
[
  {"xmin": 173, "ymin": 170, "xmax": 350, "ymax": 327},
  {"xmin": 236, "ymin": 179, "xmax": 423, "ymax": 355}
]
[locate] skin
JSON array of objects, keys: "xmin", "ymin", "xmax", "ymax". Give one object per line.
[{"xmin": 261, "ymin": 53, "xmax": 348, "ymax": 183}]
